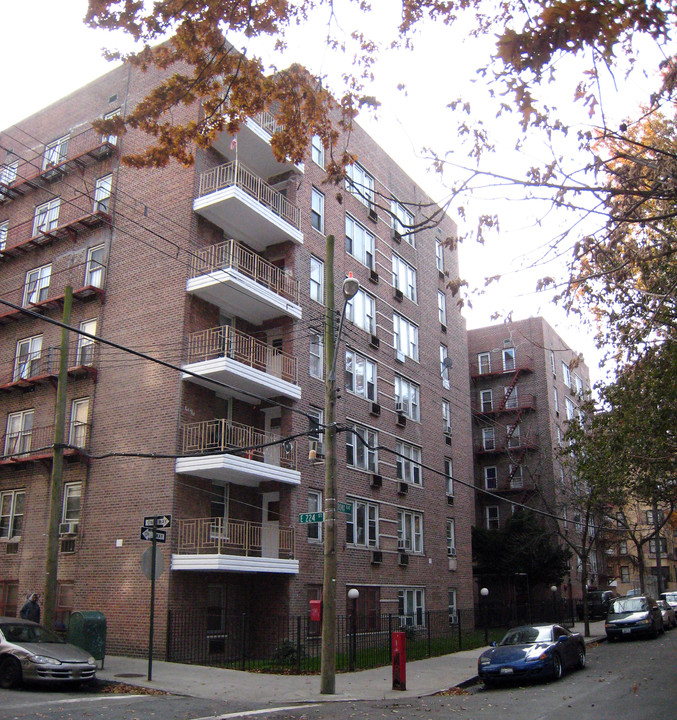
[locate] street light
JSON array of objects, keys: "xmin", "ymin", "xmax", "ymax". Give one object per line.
[
  {"xmin": 480, "ymin": 587, "xmax": 489, "ymax": 645},
  {"xmin": 348, "ymin": 588, "xmax": 359, "ymax": 672},
  {"xmin": 550, "ymin": 585, "xmax": 558, "ymax": 622}
]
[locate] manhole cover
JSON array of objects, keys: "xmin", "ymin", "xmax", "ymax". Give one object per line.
[{"xmin": 114, "ymin": 673, "xmax": 145, "ymax": 679}]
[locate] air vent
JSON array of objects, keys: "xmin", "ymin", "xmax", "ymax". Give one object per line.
[
  {"xmin": 108, "ymin": 93, "xmax": 118, "ymax": 103},
  {"xmin": 371, "ymin": 550, "xmax": 383, "ymax": 564},
  {"xmin": 5, "ymin": 542, "xmax": 19, "ymax": 555},
  {"xmin": 369, "ymin": 269, "xmax": 379, "ymax": 284},
  {"xmin": 398, "ymin": 481, "xmax": 409, "ymax": 495},
  {"xmin": 398, "ymin": 552, "xmax": 409, "ymax": 566},
  {"xmin": 369, "ymin": 334, "xmax": 380, "ymax": 349},
  {"xmin": 368, "ymin": 207, "xmax": 378, "ymax": 222},
  {"xmin": 370, "ymin": 473, "xmax": 383, "ymax": 488},
  {"xmin": 60, "ymin": 538, "xmax": 77, "ymax": 554},
  {"xmin": 394, "ymin": 288, "xmax": 403, "ymax": 301},
  {"xmin": 448, "ymin": 547, "xmax": 457, "ymax": 557},
  {"xmin": 396, "ymin": 413, "xmax": 406, "ymax": 428},
  {"xmin": 370, "ymin": 402, "xmax": 381, "ymax": 416},
  {"xmin": 391, "ymin": 228, "xmax": 402, "ymax": 243}
]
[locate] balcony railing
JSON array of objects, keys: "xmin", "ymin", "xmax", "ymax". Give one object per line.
[
  {"xmin": 470, "ymin": 356, "xmax": 534, "ymax": 378},
  {"xmin": 472, "ymin": 394, "xmax": 536, "ymax": 414},
  {"xmin": 252, "ymin": 110, "xmax": 281, "ymax": 136},
  {"xmin": 0, "ymin": 348, "xmax": 59, "ymax": 390},
  {"xmin": 0, "ymin": 423, "xmax": 90, "ymax": 463},
  {"xmin": 176, "ymin": 517, "xmax": 294, "ymax": 558},
  {"xmin": 187, "ymin": 325, "xmax": 297, "ymax": 384},
  {"xmin": 189, "ymin": 239, "xmax": 299, "ymax": 305},
  {"xmin": 475, "ymin": 433, "xmax": 539, "ymax": 454},
  {"xmin": 197, "ymin": 160, "xmax": 300, "ymax": 230},
  {"xmin": 181, "ymin": 418, "xmax": 296, "ymax": 469}
]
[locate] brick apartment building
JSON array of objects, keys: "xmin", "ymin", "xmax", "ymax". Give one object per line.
[
  {"xmin": 467, "ymin": 317, "xmax": 605, "ymax": 602},
  {"xmin": 0, "ymin": 58, "xmax": 475, "ymax": 655}
]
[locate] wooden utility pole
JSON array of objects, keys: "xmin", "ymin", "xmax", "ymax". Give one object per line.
[{"xmin": 43, "ymin": 285, "xmax": 72, "ymax": 630}]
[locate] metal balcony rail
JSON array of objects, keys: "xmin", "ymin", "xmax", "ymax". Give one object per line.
[
  {"xmin": 197, "ymin": 160, "xmax": 300, "ymax": 229},
  {"xmin": 1, "ymin": 423, "xmax": 90, "ymax": 461},
  {"xmin": 189, "ymin": 238, "xmax": 299, "ymax": 304},
  {"xmin": 252, "ymin": 110, "xmax": 281, "ymax": 136},
  {"xmin": 470, "ymin": 356, "xmax": 534, "ymax": 377},
  {"xmin": 0, "ymin": 348, "xmax": 59, "ymax": 387},
  {"xmin": 475, "ymin": 432, "xmax": 539, "ymax": 453},
  {"xmin": 176, "ymin": 517, "xmax": 294, "ymax": 558},
  {"xmin": 472, "ymin": 394, "xmax": 536, "ymax": 414},
  {"xmin": 187, "ymin": 325, "xmax": 297, "ymax": 384},
  {"xmin": 181, "ymin": 418, "xmax": 297, "ymax": 469}
]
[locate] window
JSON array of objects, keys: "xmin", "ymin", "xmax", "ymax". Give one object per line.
[
  {"xmin": 346, "ymin": 288, "xmax": 375, "ymax": 333},
  {"xmin": 309, "ymin": 333, "xmax": 324, "ymax": 379},
  {"xmin": 94, "ymin": 174, "xmax": 112, "ymax": 213},
  {"xmin": 393, "ymin": 313, "xmax": 419, "ymax": 362},
  {"xmin": 69, "ymin": 398, "xmax": 89, "ymax": 448},
  {"xmin": 574, "ymin": 512, "xmax": 583, "ymax": 533},
  {"xmin": 562, "ymin": 361, "xmax": 571, "ymax": 387},
  {"xmin": 4, "ymin": 410, "xmax": 33, "ymax": 456},
  {"xmin": 345, "ymin": 349, "xmax": 376, "ymax": 401},
  {"xmin": 13, "ymin": 334, "xmax": 42, "ymax": 381},
  {"xmin": 438, "ymin": 291, "xmax": 447, "ymax": 326},
  {"xmin": 440, "ymin": 345, "xmax": 450, "ymax": 389},
  {"xmin": 396, "ymin": 441, "xmax": 422, "ymax": 485},
  {"xmin": 502, "ymin": 347, "xmax": 516, "ymax": 371},
  {"xmin": 478, "ymin": 352, "xmax": 491, "ymax": 374},
  {"xmin": 0, "ymin": 490, "xmax": 25, "ymax": 539},
  {"xmin": 619, "ymin": 540, "xmax": 628, "ymax": 555},
  {"xmin": 85, "ymin": 245, "xmax": 106, "ymax": 288},
  {"xmin": 507, "ymin": 423, "xmax": 521, "ymax": 448},
  {"xmin": 482, "ymin": 427, "xmax": 495, "ymax": 450},
  {"xmin": 311, "ymin": 187, "xmax": 324, "ymax": 233},
  {"xmin": 308, "ymin": 407, "xmax": 323, "ymax": 443},
  {"xmin": 553, "ymin": 387, "xmax": 559, "ymax": 414},
  {"xmin": 76, "ymin": 319, "xmax": 97, "ymax": 366},
  {"xmin": 398, "ymin": 509, "xmax": 423, "ymax": 553},
  {"xmin": 311, "ymin": 135, "xmax": 325, "ymax": 167},
  {"xmin": 0, "ymin": 220, "xmax": 7, "ymax": 253},
  {"xmin": 565, "ymin": 397, "xmax": 576, "ymax": 421},
  {"xmin": 480, "ymin": 389, "xmax": 493, "ymax": 412},
  {"xmin": 620, "ymin": 566, "xmax": 630, "ymax": 582},
  {"xmin": 646, "ymin": 509, "xmax": 664, "ymax": 524},
  {"xmin": 346, "ymin": 499, "xmax": 378, "ymax": 547},
  {"xmin": 33, "ymin": 198, "xmax": 60, "ymax": 236},
  {"xmin": 394, "ymin": 375, "xmax": 420, "ymax": 420},
  {"xmin": 398, "ymin": 588, "xmax": 425, "ymax": 626},
  {"xmin": 43, "ymin": 134, "xmax": 69, "ymax": 169},
  {"xmin": 346, "ymin": 424, "xmax": 377, "ymax": 472},
  {"xmin": 486, "ymin": 506, "xmax": 499, "ymax": 530},
  {"xmin": 61, "ymin": 482, "xmax": 81, "ymax": 525},
  {"xmin": 102, "ymin": 109, "xmax": 121, "ymax": 145},
  {"xmin": 210, "ymin": 482, "xmax": 229, "ymax": 525},
  {"xmin": 442, "ymin": 400, "xmax": 451, "ymax": 434},
  {"xmin": 23, "ymin": 264, "xmax": 52, "ymax": 306},
  {"xmin": 392, "ymin": 254, "xmax": 417, "ymax": 301},
  {"xmin": 435, "ymin": 239, "xmax": 444, "ymax": 272},
  {"xmin": 484, "ymin": 466, "xmax": 497, "ymax": 490},
  {"xmin": 550, "ymin": 350, "xmax": 556, "ymax": 375},
  {"xmin": 0, "ymin": 160, "xmax": 18, "ymax": 186},
  {"xmin": 509, "ymin": 464, "xmax": 523, "ymax": 488},
  {"xmin": 308, "ymin": 490, "xmax": 322, "ymax": 542},
  {"xmin": 556, "ymin": 426, "xmax": 563, "ymax": 446},
  {"xmin": 0, "ymin": 582, "xmax": 19, "ymax": 617},
  {"xmin": 391, "ymin": 199, "xmax": 414, "ymax": 246},
  {"xmin": 446, "ymin": 519, "xmax": 456, "ymax": 556},
  {"xmin": 650, "ymin": 537, "xmax": 668, "ymax": 554},
  {"xmin": 55, "ymin": 582, "xmax": 74, "ymax": 631},
  {"xmin": 504, "ymin": 385, "xmax": 518, "ymax": 409},
  {"xmin": 448, "ymin": 588, "xmax": 457, "ymax": 624},
  {"xmin": 310, "ymin": 256, "xmax": 324, "ymax": 304},
  {"xmin": 345, "ymin": 215, "xmax": 375, "ymax": 269},
  {"xmin": 346, "ymin": 162, "xmax": 374, "ymax": 208},
  {"xmin": 445, "ymin": 458, "xmax": 454, "ymax": 496}
]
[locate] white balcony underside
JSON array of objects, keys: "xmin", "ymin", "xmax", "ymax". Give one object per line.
[
  {"xmin": 186, "ymin": 268, "xmax": 302, "ymax": 323},
  {"xmin": 193, "ymin": 186, "xmax": 303, "ymax": 249},
  {"xmin": 175, "ymin": 454, "xmax": 301, "ymax": 487},
  {"xmin": 171, "ymin": 554, "xmax": 299, "ymax": 574},
  {"xmin": 182, "ymin": 357, "xmax": 301, "ymax": 402}
]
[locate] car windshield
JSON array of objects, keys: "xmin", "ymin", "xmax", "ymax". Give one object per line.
[
  {"xmin": 0, "ymin": 623, "xmax": 64, "ymax": 644},
  {"xmin": 500, "ymin": 626, "xmax": 553, "ymax": 645},
  {"xmin": 610, "ymin": 598, "xmax": 648, "ymax": 613},
  {"xmin": 662, "ymin": 593, "xmax": 677, "ymax": 603}
]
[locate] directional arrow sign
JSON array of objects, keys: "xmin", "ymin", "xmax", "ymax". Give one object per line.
[
  {"xmin": 140, "ymin": 527, "xmax": 167, "ymax": 543},
  {"xmin": 337, "ymin": 502, "xmax": 353, "ymax": 515},
  {"xmin": 144, "ymin": 514, "xmax": 172, "ymax": 529},
  {"xmin": 298, "ymin": 511, "xmax": 324, "ymax": 524}
]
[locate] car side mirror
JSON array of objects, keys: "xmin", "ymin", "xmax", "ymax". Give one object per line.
[
  {"xmin": 490, "ymin": 641, "xmax": 497, "ymax": 647},
  {"xmin": 557, "ymin": 635, "xmax": 568, "ymax": 644}
]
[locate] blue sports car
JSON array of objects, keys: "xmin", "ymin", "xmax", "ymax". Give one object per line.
[{"xmin": 478, "ymin": 623, "xmax": 586, "ymax": 686}]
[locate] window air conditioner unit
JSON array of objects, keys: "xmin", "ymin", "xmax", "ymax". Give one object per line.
[
  {"xmin": 369, "ymin": 334, "xmax": 380, "ymax": 349},
  {"xmin": 371, "ymin": 550, "xmax": 383, "ymax": 564},
  {"xmin": 394, "ymin": 288, "xmax": 403, "ymax": 301},
  {"xmin": 396, "ymin": 413, "xmax": 406, "ymax": 428},
  {"xmin": 398, "ymin": 481, "xmax": 409, "ymax": 495},
  {"xmin": 370, "ymin": 473, "xmax": 382, "ymax": 489},
  {"xmin": 309, "ymin": 439, "xmax": 325, "ymax": 460},
  {"xmin": 368, "ymin": 207, "xmax": 378, "ymax": 222},
  {"xmin": 395, "ymin": 401, "xmax": 405, "ymax": 414},
  {"xmin": 369, "ymin": 269, "xmax": 379, "ymax": 283},
  {"xmin": 449, "ymin": 548, "xmax": 457, "ymax": 558},
  {"xmin": 59, "ymin": 521, "xmax": 79, "ymax": 536},
  {"xmin": 398, "ymin": 552, "xmax": 409, "ymax": 566},
  {"xmin": 447, "ymin": 494, "xmax": 454, "ymax": 506},
  {"xmin": 370, "ymin": 402, "xmax": 381, "ymax": 416},
  {"xmin": 391, "ymin": 228, "xmax": 402, "ymax": 243}
]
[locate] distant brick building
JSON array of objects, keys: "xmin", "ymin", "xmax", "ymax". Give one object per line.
[{"xmin": 0, "ymin": 58, "xmax": 475, "ymax": 655}]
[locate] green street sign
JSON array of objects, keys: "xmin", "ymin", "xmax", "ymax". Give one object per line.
[
  {"xmin": 299, "ymin": 511, "xmax": 324, "ymax": 524},
  {"xmin": 337, "ymin": 502, "xmax": 353, "ymax": 515}
]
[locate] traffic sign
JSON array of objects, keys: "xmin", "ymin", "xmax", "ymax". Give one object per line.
[
  {"xmin": 144, "ymin": 514, "xmax": 172, "ymax": 529},
  {"xmin": 140, "ymin": 527, "xmax": 167, "ymax": 542},
  {"xmin": 141, "ymin": 547, "xmax": 165, "ymax": 579},
  {"xmin": 337, "ymin": 502, "xmax": 353, "ymax": 515},
  {"xmin": 299, "ymin": 511, "xmax": 324, "ymax": 524}
]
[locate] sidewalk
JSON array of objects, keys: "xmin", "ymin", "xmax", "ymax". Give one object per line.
[{"xmin": 97, "ymin": 620, "xmax": 607, "ymax": 704}]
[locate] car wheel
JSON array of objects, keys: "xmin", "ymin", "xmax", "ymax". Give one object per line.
[
  {"xmin": 483, "ymin": 678, "xmax": 497, "ymax": 689},
  {"xmin": 576, "ymin": 645, "xmax": 586, "ymax": 669},
  {"xmin": 552, "ymin": 653, "xmax": 563, "ymax": 680},
  {"xmin": 0, "ymin": 656, "xmax": 22, "ymax": 689}
]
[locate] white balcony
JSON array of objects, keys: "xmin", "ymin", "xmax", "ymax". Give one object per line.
[
  {"xmin": 187, "ymin": 239, "xmax": 302, "ymax": 323},
  {"xmin": 172, "ymin": 516, "xmax": 298, "ymax": 574},
  {"xmin": 176, "ymin": 418, "xmax": 300, "ymax": 487},
  {"xmin": 194, "ymin": 161, "xmax": 303, "ymax": 248},
  {"xmin": 183, "ymin": 325, "xmax": 301, "ymax": 402}
]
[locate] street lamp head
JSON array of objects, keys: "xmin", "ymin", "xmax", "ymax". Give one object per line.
[
  {"xmin": 550, "ymin": 585, "xmax": 558, "ymax": 593},
  {"xmin": 342, "ymin": 272, "xmax": 360, "ymax": 301},
  {"xmin": 480, "ymin": 587, "xmax": 489, "ymax": 597},
  {"xmin": 348, "ymin": 588, "xmax": 360, "ymax": 600}
]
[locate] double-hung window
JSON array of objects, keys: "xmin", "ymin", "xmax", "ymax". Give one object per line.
[
  {"xmin": 477, "ymin": 352, "xmax": 491, "ymax": 374},
  {"xmin": 440, "ymin": 345, "xmax": 450, "ymax": 389},
  {"xmin": 507, "ymin": 422, "xmax": 521, "ymax": 447},
  {"xmin": 13, "ymin": 335, "xmax": 42, "ymax": 381},
  {"xmin": 486, "ymin": 506, "xmax": 499, "ymax": 530},
  {"xmin": 33, "ymin": 198, "xmax": 60, "ymax": 236},
  {"xmin": 94, "ymin": 174, "xmax": 112, "ymax": 213},
  {"xmin": 307, "ymin": 490, "xmax": 322, "ymax": 542},
  {"xmin": 398, "ymin": 509, "xmax": 423, "ymax": 553},
  {"xmin": 0, "ymin": 160, "xmax": 18, "ymax": 186},
  {"xmin": 85, "ymin": 245, "xmax": 106, "ymax": 288},
  {"xmin": 346, "ymin": 499, "xmax": 378, "ymax": 546},
  {"xmin": 448, "ymin": 589, "xmax": 458, "ymax": 624},
  {"xmin": 311, "ymin": 187, "xmax": 324, "ymax": 233},
  {"xmin": 503, "ymin": 347, "xmax": 516, "ymax": 371},
  {"xmin": 69, "ymin": 398, "xmax": 89, "ymax": 448},
  {"xmin": 398, "ymin": 588, "xmax": 425, "ymax": 626},
  {"xmin": 509, "ymin": 464, "xmax": 523, "ymax": 488},
  {"xmin": 310, "ymin": 256, "xmax": 324, "ymax": 304},
  {"xmin": 562, "ymin": 361, "xmax": 571, "ymax": 387},
  {"xmin": 0, "ymin": 220, "xmax": 7, "ymax": 253},
  {"xmin": 446, "ymin": 519, "xmax": 456, "ymax": 556},
  {"xmin": 346, "ymin": 424, "xmax": 377, "ymax": 472},
  {"xmin": 4, "ymin": 410, "xmax": 34, "ymax": 456},
  {"xmin": 346, "ymin": 162, "xmax": 374, "ymax": 208},
  {"xmin": 43, "ymin": 134, "xmax": 69, "ymax": 169},
  {"xmin": 309, "ymin": 333, "xmax": 324, "ymax": 379},
  {"xmin": 565, "ymin": 396, "xmax": 576, "ymax": 421},
  {"xmin": 574, "ymin": 374, "xmax": 584, "ymax": 396},
  {"xmin": 311, "ymin": 135, "xmax": 325, "ymax": 167},
  {"xmin": 345, "ymin": 349, "xmax": 376, "ymax": 401},
  {"xmin": 504, "ymin": 385, "xmax": 518, "ymax": 409},
  {"xmin": 484, "ymin": 466, "xmax": 497, "ymax": 490},
  {"xmin": 346, "ymin": 288, "xmax": 375, "ymax": 333},
  {"xmin": 435, "ymin": 239, "xmax": 444, "ymax": 273},
  {"xmin": 393, "ymin": 313, "xmax": 419, "ymax": 362},
  {"xmin": 345, "ymin": 215, "xmax": 375, "ymax": 269},
  {"xmin": 102, "ymin": 109, "xmax": 121, "ymax": 145},
  {"xmin": 553, "ymin": 387, "xmax": 559, "ymax": 414},
  {"xmin": 391, "ymin": 199, "xmax": 414, "ymax": 246},
  {"xmin": 445, "ymin": 458, "xmax": 454, "ymax": 496},
  {"xmin": 480, "ymin": 389, "xmax": 493, "ymax": 412},
  {"xmin": 76, "ymin": 319, "xmax": 97, "ymax": 366},
  {"xmin": 23, "ymin": 264, "xmax": 52, "ymax": 306},
  {"xmin": 396, "ymin": 441, "xmax": 422, "ymax": 486},
  {"xmin": 394, "ymin": 375, "xmax": 419, "ymax": 420},
  {"xmin": 482, "ymin": 427, "xmax": 495, "ymax": 450},
  {"xmin": 0, "ymin": 490, "xmax": 25, "ymax": 539},
  {"xmin": 61, "ymin": 482, "xmax": 82, "ymax": 527},
  {"xmin": 392, "ymin": 254, "xmax": 417, "ymax": 301},
  {"xmin": 438, "ymin": 291, "xmax": 447, "ymax": 326},
  {"xmin": 442, "ymin": 400, "xmax": 451, "ymax": 435}
]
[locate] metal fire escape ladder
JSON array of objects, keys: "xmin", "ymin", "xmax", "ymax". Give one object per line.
[{"xmin": 497, "ymin": 369, "xmax": 521, "ymax": 411}]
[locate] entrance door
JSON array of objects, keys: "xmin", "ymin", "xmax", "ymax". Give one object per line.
[{"xmin": 261, "ymin": 491, "xmax": 280, "ymax": 558}]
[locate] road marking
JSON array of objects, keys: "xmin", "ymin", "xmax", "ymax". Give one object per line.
[
  {"xmin": 2, "ymin": 695, "xmax": 146, "ymax": 710},
  {"xmin": 189, "ymin": 703, "xmax": 320, "ymax": 720}
]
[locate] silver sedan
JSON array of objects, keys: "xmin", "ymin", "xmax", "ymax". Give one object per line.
[{"xmin": 0, "ymin": 616, "xmax": 96, "ymax": 688}]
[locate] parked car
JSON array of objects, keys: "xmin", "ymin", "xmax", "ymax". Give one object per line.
[
  {"xmin": 0, "ymin": 617, "xmax": 96, "ymax": 689},
  {"xmin": 659, "ymin": 591, "xmax": 677, "ymax": 612},
  {"xmin": 657, "ymin": 600, "xmax": 676, "ymax": 629},
  {"xmin": 576, "ymin": 590, "xmax": 614, "ymax": 620},
  {"xmin": 605, "ymin": 596, "xmax": 664, "ymax": 641},
  {"xmin": 477, "ymin": 624, "xmax": 586, "ymax": 686}
]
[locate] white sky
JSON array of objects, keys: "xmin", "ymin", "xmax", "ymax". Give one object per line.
[{"xmin": 0, "ymin": 1, "xmax": 662, "ymax": 384}]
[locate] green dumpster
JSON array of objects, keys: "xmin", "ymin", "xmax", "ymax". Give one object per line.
[{"xmin": 67, "ymin": 611, "xmax": 107, "ymax": 668}]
